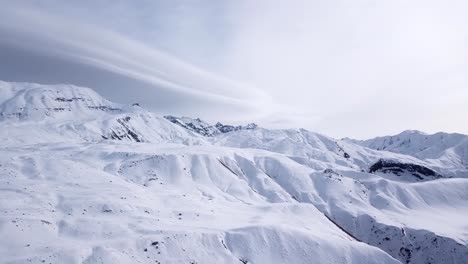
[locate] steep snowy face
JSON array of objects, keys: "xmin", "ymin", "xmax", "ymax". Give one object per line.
[
  {"xmin": 0, "ymin": 81, "xmax": 121, "ymax": 121},
  {"xmin": 350, "ymin": 130, "xmax": 468, "ymax": 175},
  {"xmin": 164, "ymin": 115, "xmax": 221, "ymax": 136}
]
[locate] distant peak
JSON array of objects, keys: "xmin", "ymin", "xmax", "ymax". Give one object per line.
[
  {"xmin": 399, "ymin": 130, "xmax": 427, "ymax": 136},
  {"xmin": 164, "ymin": 115, "xmax": 257, "ymax": 137}
]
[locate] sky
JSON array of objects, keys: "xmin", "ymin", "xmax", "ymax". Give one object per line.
[{"xmin": 0, "ymin": 0, "xmax": 467, "ymax": 139}]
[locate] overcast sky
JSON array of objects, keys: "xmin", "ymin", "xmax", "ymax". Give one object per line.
[{"xmin": 0, "ymin": 0, "xmax": 467, "ymax": 139}]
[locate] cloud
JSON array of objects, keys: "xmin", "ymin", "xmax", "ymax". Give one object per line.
[
  {"xmin": 0, "ymin": 2, "xmax": 274, "ymax": 123},
  {"xmin": 1, "ymin": 1, "xmax": 468, "ymax": 138},
  {"xmin": 222, "ymin": 0, "xmax": 468, "ymax": 137}
]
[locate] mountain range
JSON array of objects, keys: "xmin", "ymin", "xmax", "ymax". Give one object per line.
[{"xmin": 1, "ymin": 81, "xmax": 467, "ymax": 264}]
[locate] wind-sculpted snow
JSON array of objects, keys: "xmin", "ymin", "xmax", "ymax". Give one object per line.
[
  {"xmin": 1, "ymin": 81, "xmax": 468, "ymax": 264},
  {"xmin": 0, "ymin": 143, "xmax": 402, "ymax": 264}
]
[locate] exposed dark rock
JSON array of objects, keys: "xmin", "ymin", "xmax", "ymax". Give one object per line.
[
  {"xmin": 87, "ymin": 105, "xmax": 121, "ymax": 112},
  {"xmin": 399, "ymin": 247, "xmax": 412, "ymax": 264},
  {"xmin": 102, "ymin": 116, "xmax": 142, "ymax": 142},
  {"xmin": 369, "ymin": 159, "xmax": 443, "ymax": 180},
  {"xmin": 55, "ymin": 97, "xmax": 85, "ymax": 102},
  {"xmin": 335, "ymin": 142, "xmax": 351, "ymax": 159},
  {"xmin": 323, "ymin": 168, "xmax": 339, "ymax": 175},
  {"xmin": 239, "ymin": 258, "xmax": 248, "ymax": 264},
  {"xmin": 215, "ymin": 122, "xmax": 257, "ymax": 134}
]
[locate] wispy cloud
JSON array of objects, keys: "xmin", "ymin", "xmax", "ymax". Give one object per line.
[
  {"xmin": 1, "ymin": 1, "xmax": 468, "ymax": 137},
  {"xmin": 0, "ymin": 2, "xmax": 274, "ymax": 122},
  {"xmin": 223, "ymin": 0, "xmax": 468, "ymax": 137}
]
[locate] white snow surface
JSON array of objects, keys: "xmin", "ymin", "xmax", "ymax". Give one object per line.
[
  {"xmin": 349, "ymin": 130, "xmax": 468, "ymax": 177},
  {"xmin": 1, "ymin": 81, "xmax": 467, "ymax": 264}
]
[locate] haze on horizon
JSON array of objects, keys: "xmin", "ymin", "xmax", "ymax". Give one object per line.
[{"xmin": 0, "ymin": 0, "xmax": 467, "ymax": 139}]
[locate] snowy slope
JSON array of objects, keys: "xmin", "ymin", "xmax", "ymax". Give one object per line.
[
  {"xmin": 349, "ymin": 130, "xmax": 468, "ymax": 177},
  {"xmin": 1, "ymin": 81, "xmax": 468, "ymax": 264},
  {"xmin": 0, "ymin": 142, "xmax": 402, "ymax": 264},
  {"xmin": 169, "ymin": 118, "xmax": 455, "ymax": 182}
]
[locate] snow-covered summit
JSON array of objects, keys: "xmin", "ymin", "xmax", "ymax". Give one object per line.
[
  {"xmin": 0, "ymin": 81, "xmax": 205, "ymax": 146},
  {"xmin": 0, "ymin": 81, "xmax": 122, "ymax": 121}
]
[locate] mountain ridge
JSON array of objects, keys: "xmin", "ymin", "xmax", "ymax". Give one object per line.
[
  {"xmin": 1, "ymin": 81, "xmax": 468, "ymax": 264},
  {"xmin": 349, "ymin": 130, "xmax": 468, "ymax": 176}
]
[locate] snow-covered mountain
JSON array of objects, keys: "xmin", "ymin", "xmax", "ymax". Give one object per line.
[
  {"xmin": 349, "ymin": 130, "xmax": 468, "ymax": 177},
  {"xmin": 0, "ymin": 81, "xmax": 206, "ymax": 146},
  {"xmin": 1, "ymin": 81, "xmax": 468, "ymax": 264},
  {"xmin": 164, "ymin": 115, "xmax": 257, "ymax": 137}
]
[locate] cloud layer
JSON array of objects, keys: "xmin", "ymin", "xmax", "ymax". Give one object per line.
[
  {"xmin": 1, "ymin": 1, "xmax": 467, "ymax": 138},
  {"xmin": 224, "ymin": 0, "xmax": 468, "ymax": 138},
  {"xmin": 0, "ymin": 2, "xmax": 273, "ymax": 123}
]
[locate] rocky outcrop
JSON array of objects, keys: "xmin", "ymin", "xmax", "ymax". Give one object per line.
[{"xmin": 369, "ymin": 159, "xmax": 443, "ymax": 180}]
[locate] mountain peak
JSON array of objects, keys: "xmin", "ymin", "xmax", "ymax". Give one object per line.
[
  {"xmin": 164, "ymin": 115, "xmax": 257, "ymax": 137},
  {"xmin": 0, "ymin": 81, "xmax": 121, "ymax": 121}
]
